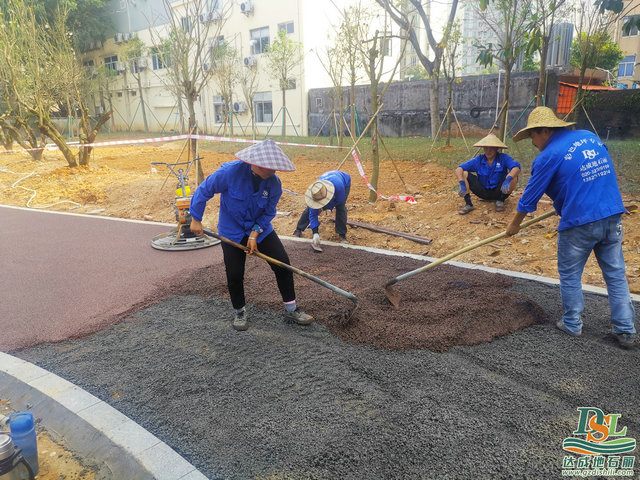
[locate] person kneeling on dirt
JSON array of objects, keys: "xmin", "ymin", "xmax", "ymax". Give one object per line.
[
  {"xmin": 293, "ymin": 170, "xmax": 351, "ymax": 250},
  {"xmin": 455, "ymin": 133, "xmax": 521, "ymax": 215},
  {"xmin": 189, "ymin": 138, "xmax": 313, "ymax": 332}
]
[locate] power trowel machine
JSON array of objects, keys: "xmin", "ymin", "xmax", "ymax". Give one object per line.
[{"xmin": 150, "ymin": 158, "xmax": 220, "ymax": 251}]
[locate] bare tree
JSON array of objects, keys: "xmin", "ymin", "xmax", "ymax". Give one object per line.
[
  {"xmin": 263, "ymin": 29, "xmax": 304, "ymax": 137},
  {"xmin": 474, "ymin": 0, "xmax": 533, "ymax": 139},
  {"xmin": 150, "ymin": 0, "xmax": 232, "ymax": 182},
  {"xmin": 239, "ymin": 58, "xmax": 260, "ymax": 139},
  {"xmin": 120, "ymin": 37, "xmax": 150, "ymax": 132},
  {"xmin": 314, "ymin": 41, "xmax": 348, "ymax": 145},
  {"xmin": 374, "ymin": 0, "xmax": 460, "ymax": 138},
  {"xmin": 210, "ymin": 40, "xmax": 240, "ymax": 136},
  {"xmin": 441, "ymin": 21, "xmax": 463, "ymax": 146}
]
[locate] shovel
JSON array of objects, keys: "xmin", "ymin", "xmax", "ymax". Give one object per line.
[
  {"xmin": 384, "ymin": 210, "xmax": 556, "ymax": 307},
  {"xmin": 203, "ymin": 230, "xmax": 358, "ymax": 309}
]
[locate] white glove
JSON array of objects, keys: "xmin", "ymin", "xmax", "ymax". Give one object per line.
[{"xmin": 312, "ymin": 233, "xmax": 321, "ymax": 247}]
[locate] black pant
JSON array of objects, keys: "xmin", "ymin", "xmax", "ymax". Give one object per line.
[
  {"xmin": 220, "ymin": 231, "xmax": 295, "ymax": 310},
  {"xmin": 467, "ymin": 173, "xmax": 509, "ymax": 201},
  {"xmin": 296, "ymin": 186, "xmax": 349, "ymax": 236}
]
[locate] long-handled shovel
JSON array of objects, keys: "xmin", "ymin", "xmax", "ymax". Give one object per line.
[
  {"xmin": 384, "ymin": 210, "xmax": 556, "ymax": 307},
  {"xmin": 203, "ymin": 229, "xmax": 358, "ymax": 310}
]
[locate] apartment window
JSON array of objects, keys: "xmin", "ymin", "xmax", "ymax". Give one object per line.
[
  {"xmin": 278, "ymin": 22, "xmax": 294, "ymax": 35},
  {"xmin": 130, "ymin": 90, "xmax": 137, "ymax": 96},
  {"xmin": 285, "ymin": 79, "xmax": 296, "ymax": 90},
  {"xmin": 254, "ymin": 92, "xmax": 272, "ymax": 123},
  {"xmin": 315, "ymin": 98, "xmax": 323, "ymax": 108},
  {"xmin": 152, "ymin": 49, "xmax": 170, "ymax": 70},
  {"xmin": 117, "ymin": 92, "xmax": 123, "ymax": 97},
  {"xmin": 213, "ymin": 97, "xmax": 225, "ymax": 123},
  {"xmin": 250, "ymin": 26, "xmax": 270, "ymax": 54},
  {"xmin": 104, "ymin": 55, "xmax": 118, "ymax": 72},
  {"xmin": 622, "ymin": 15, "xmax": 640, "ymax": 37},
  {"xmin": 381, "ymin": 37, "xmax": 392, "ymax": 57},
  {"xmin": 181, "ymin": 16, "xmax": 192, "ymax": 32},
  {"xmin": 83, "ymin": 60, "xmax": 95, "ymax": 67},
  {"xmin": 618, "ymin": 55, "xmax": 636, "ymax": 77}
]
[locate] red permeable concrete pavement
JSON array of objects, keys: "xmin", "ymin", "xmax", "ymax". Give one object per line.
[{"xmin": 0, "ymin": 206, "xmax": 223, "ymax": 352}]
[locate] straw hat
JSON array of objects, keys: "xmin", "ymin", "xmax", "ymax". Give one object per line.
[
  {"xmin": 513, "ymin": 106, "xmax": 576, "ymax": 142},
  {"xmin": 235, "ymin": 138, "xmax": 296, "ymax": 171},
  {"xmin": 305, "ymin": 180, "xmax": 335, "ymax": 209},
  {"xmin": 473, "ymin": 133, "xmax": 508, "ymax": 149}
]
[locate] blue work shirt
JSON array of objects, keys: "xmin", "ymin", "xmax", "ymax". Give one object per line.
[
  {"xmin": 308, "ymin": 170, "xmax": 351, "ymax": 231},
  {"xmin": 190, "ymin": 160, "xmax": 281, "ymax": 243},
  {"xmin": 517, "ymin": 129, "xmax": 625, "ymax": 231},
  {"xmin": 458, "ymin": 152, "xmax": 520, "ymax": 189}
]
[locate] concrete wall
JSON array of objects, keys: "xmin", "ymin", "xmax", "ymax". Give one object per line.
[{"xmin": 308, "ymin": 71, "xmax": 558, "ymax": 138}]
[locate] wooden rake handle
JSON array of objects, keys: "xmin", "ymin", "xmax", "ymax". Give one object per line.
[
  {"xmin": 203, "ymin": 230, "xmax": 358, "ymax": 306},
  {"xmin": 385, "ymin": 210, "xmax": 556, "ymax": 287}
]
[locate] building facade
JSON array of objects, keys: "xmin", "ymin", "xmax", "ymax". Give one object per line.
[
  {"xmin": 610, "ymin": 0, "xmax": 640, "ymax": 88},
  {"xmin": 81, "ymin": 0, "xmax": 401, "ymax": 135}
]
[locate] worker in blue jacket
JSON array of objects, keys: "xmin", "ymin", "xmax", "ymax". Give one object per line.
[
  {"xmin": 507, "ymin": 106, "xmax": 636, "ymax": 349},
  {"xmin": 456, "ymin": 133, "xmax": 521, "ymax": 214},
  {"xmin": 189, "ymin": 138, "xmax": 313, "ymax": 332},
  {"xmin": 293, "ymin": 170, "xmax": 351, "ymax": 250}
]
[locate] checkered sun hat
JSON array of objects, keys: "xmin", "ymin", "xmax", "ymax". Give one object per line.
[{"xmin": 235, "ymin": 138, "xmax": 296, "ymax": 171}]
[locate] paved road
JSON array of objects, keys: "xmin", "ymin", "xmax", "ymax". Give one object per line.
[{"xmin": 0, "ymin": 205, "xmax": 223, "ymax": 352}]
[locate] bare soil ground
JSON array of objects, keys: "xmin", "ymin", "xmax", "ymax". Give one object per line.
[{"xmin": 1, "ymin": 140, "xmax": 638, "ymax": 294}]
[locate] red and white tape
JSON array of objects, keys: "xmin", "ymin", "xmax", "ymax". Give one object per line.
[{"xmin": 351, "ymin": 150, "xmax": 417, "ymax": 205}]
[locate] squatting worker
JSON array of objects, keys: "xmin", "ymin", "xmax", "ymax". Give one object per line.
[
  {"xmin": 189, "ymin": 138, "xmax": 313, "ymax": 332},
  {"xmin": 456, "ymin": 133, "xmax": 521, "ymax": 214},
  {"xmin": 506, "ymin": 106, "xmax": 636, "ymax": 349},
  {"xmin": 293, "ymin": 170, "xmax": 351, "ymax": 249}
]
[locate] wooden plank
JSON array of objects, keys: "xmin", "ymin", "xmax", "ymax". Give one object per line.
[{"xmin": 331, "ymin": 218, "xmax": 433, "ymax": 245}]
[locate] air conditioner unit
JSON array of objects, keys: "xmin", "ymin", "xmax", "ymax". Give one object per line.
[
  {"xmin": 115, "ymin": 61, "xmax": 126, "ymax": 72},
  {"xmin": 240, "ymin": 0, "xmax": 254, "ymax": 15},
  {"xmin": 138, "ymin": 57, "xmax": 148, "ymax": 69},
  {"xmin": 114, "ymin": 33, "xmax": 124, "ymax": 43},
  {"xmin": 243, "ymin": 56, "xmax": 257, "ymax": 67},
  {"xmin": 203, "ymin": 62, "xmax": 211, "ymax": 71},
  {"xmin": 200, "ymin": 10, "xmax": 222, "ymax": 23},
  {"xmin": 233, "ymin": 101, "xmax": 247, "ymax": 113},
  {"xmin": 95, "ymin": 105, "xmax": 105, "ymax": 115}
]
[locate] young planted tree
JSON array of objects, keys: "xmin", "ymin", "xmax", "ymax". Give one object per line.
[
  {"xmin": 440, "ymin": 21, "xmax": 463, "ymax": 146},
  {"xmin": 210, "ymin": 40, "xmax": 240, "ymax": 136},
  {"xmin": 315, "ymin": 41, "xmax": 348, "ymax": 145},
  {"xmin": 374, "ymin": 0, "xmax": 460, "ymax": 138},
  {"xmin": 238, "ymin": 56, "xmax": 260, "ymax": 139},
  {"xmin": 152, "ymin": 0, "xmax": 232, "ymax": 183},
  {"xmin": 119, "ymin": 37, "xmax": 150, "ymax": 132},
  {"xmin": 263, "ymin": 28, "xmax": 304, "ymax": 137},
  {"xmin": 474, "ymin": 0, "xmax": 534, "ymax": 139}
]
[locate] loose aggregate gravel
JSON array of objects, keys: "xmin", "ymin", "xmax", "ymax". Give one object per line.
[{"xmin": 15, "ymin": 241, "xmax": 640, "ymax": 479}]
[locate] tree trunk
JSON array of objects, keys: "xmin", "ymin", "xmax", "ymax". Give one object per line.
[
  {"xmin": 136, "ymin": 74, "xmax": 149, "ymax": 132},
  {"xmin": 368, "ymin": 86, "xmax": 380, "ymax": 204},
  {"xmin": 429, "ymin": 80, "xmax": 440, "ymax": 138},
  {"xmin": 39, "ymin": 120, "xmax": 78, "ymax": 167},
  {"xmin": 498, "ymin": 68, "xmax": 512, "ymax": 140},
  {"xmin": 446, "ymin": 79, "xmax": 453, "ymax": 146},
  {"xmin": 536, "ymin": 36, "xmax": 550, "ymax": 106},
  {"xmin": 187, "ymin": 90, "xmax": 203, "ymax": 185},
  {"xmin": 281, "ymin": 87, "xmax": 286, "ymax": 137},
  {"xmin": 350, "ymin": 80, "xmax": 356, "ymax": 137}
]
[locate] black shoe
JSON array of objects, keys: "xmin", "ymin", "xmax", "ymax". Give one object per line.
[
  {"xmin": 338, "ymin": 235, "xmax": 349, "ymax": 244},
  {"xmin": 293, "ymin": 229, "xmax": 302, "ymax": 238},
  {"xmin": 614, "ymin": 332, "xmax": 636, "ymax": 349}
]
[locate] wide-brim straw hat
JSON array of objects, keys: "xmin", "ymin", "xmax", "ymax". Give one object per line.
[
  {"xmin": 473, "ymin": 133, "xmax": 508, "ymax": 149},
  {"xmin": 513, "ymin": 106, "xmax": 576, "ymax": 142},
  {"xmin": 235, "ymin": 138, "xmax": 296, "ymax": 171},
  {"xmin": 305, "ymin": 180, "xmax": 335, "ymax": 209}
]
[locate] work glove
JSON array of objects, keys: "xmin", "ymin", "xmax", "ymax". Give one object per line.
[
  {"xmin": 312, "ymin": 233, "xmax": 321, "ymax": 248},
  {"xmin": 501, "ymin": 176, "xmax": 513, "ymax": 194},
  {"xmin": 458, "ymin": 180, "xmax": 467, "ymax": 197}
]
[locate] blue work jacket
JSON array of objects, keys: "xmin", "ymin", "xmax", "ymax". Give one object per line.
[
  {"xmin": 190, "ymin": 161, "xmax": 281, "ymax": 242},
  {"xmin": 517, "ymin": 129, "xmax": 625, "ymax": 231},
  {"xmin": 308, "ymin": 170, "xmax": 351, "ymax": 231},
  {"xmin": 458, "ymin": 152, "xmax": 520, "ymax": 189}
]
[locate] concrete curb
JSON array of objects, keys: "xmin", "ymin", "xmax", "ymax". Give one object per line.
[{"xmin": 0, "ymin": 352, "xmax": 207, "ymax": 480}]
